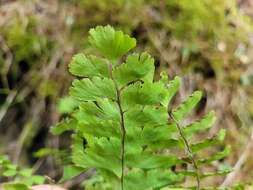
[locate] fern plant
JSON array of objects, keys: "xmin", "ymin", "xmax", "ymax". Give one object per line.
[{"xmin": 52, "ymin": 25, "xmax": 230, "ymax": 190}]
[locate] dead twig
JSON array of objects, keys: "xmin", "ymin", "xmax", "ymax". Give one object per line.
[
  {"xmin": 0, "ymin": 90, "xmax": 17, "ymax": 124},
  {"xmin": 220, "ymin": 129, "xmax": 253, "ymax": 187}
]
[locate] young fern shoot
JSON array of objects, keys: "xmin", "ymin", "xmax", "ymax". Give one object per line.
[{"xmin": 52, "ymin": 25, "xmax": 230, "ymax": 190}]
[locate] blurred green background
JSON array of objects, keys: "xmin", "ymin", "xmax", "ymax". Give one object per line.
[{"xmin": 1, "ymin": 0, "xmax": 253, "ymax": 189}]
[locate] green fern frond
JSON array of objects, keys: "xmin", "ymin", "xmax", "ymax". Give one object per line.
[{"xmin": 51, "ymin": 25, "xmax": 230, "ymax": 190}]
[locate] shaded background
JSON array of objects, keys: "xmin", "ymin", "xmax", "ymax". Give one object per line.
[{"xmin": 1, "ymin": 0, "xmax": 253, "ymax": 189}]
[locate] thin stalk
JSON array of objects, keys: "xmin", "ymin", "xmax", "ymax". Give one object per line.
[
  {"xmin": 109, "ymin": 64, "xmax": 126, "ymax": 190},
  {"xmin": 168, "ymin": 113, "xmax": 200, "ymax": 190},
  {"xmin": 116, "ymin": 88, "xmax": 126, "ymax": 190}
]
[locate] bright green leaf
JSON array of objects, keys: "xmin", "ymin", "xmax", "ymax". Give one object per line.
[
  {"xmin": 3, "ymin": 183, "xmax": 29, "ymax": 190},
  {"xmin": 70, "ymin": 77, "xmax": 116, "ymax": 101},
  {"xmin": 69, "ymin": 54, "xmax": 109, "ymax": 78},
  {"xmin": 172, "ymin": 91, "xmax": 202, "ymax": 121},
  {"xmin": 113, "ymin": 52, "xmax": 154, "ymax": 87},
  {"xmin": 183, "ymin": 111, "xmax": 216, "ymax": 136},
  {"xmin": 89, "ymin": 25, "xmax": 136, "ymax": 61}
]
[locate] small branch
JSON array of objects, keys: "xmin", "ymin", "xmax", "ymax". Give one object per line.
[
  {"xmin": 13, "ymin": 100, "xmax": 45, "ymax": 164},
  {"xmin": 0, "ymin": 90, "xmax": 17, "ymax": 124},
  {"xmin": 32, "ymin": 158, "xmax": 45, "ymax": 173},
  {"xmin": 220, "ymin": 130, "xmax": 253, "ymax": 187},
  {"xmin": 0, "ymin": 35, "xmax": 13, "ymax": 89},
  {"xmin": 168, "ymin": 112, "xmax": 200, "ymax": 189},
  {"xmin": 41, "ymin": 49, "xmax": 64, "ymax": 80},
  {"xmin": 63, "ymin": 169, "xmax": 95, "ymax": 189}
]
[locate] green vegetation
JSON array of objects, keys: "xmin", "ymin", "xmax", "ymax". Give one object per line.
[
  {"xmin": 1, "ymin": 0, "xmax": 253, "ymax": 189},
  {"xmin": 0, "ymin": 155, "xmax": 44, "ymax": 190}
]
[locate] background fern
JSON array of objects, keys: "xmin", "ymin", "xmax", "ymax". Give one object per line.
[
  {"xmin": 52, "ymin": 25, "xmax": 229, "ymax": 190},
  {"xmin": 0, "ymin": 155, "xmax": 45, "ymax": 190}
]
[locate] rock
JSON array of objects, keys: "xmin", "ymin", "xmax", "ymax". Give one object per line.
[{"xmin": 32, "ymin": 185, "xmax": 66, "ymax": 190}]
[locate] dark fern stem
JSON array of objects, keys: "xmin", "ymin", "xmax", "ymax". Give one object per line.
[
  {"xmin": 109, "ymin": 63, "xmax": 126, "ymax": 190},
  {"xmin": 168, "ymin": 112, "xmax": 200, "ymax": 190},
  {"xmin": 117, "ymin": 89, "xmax": 126, "ymax": 190}
]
